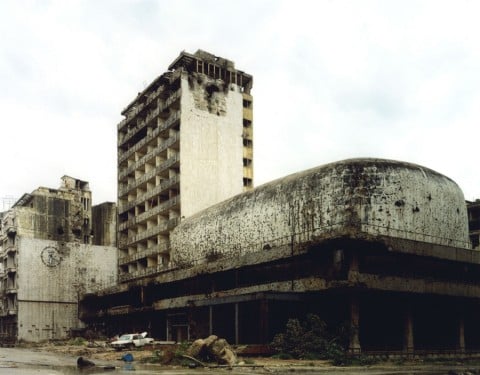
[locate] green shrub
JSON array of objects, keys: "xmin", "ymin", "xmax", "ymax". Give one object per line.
[
  {"xmin": 68, "ymin": 337, "xmax": 86, "ymax": 346},
  {"xmin": 271, "ymin": 314, "xmax": 351, "ymax": 363}
]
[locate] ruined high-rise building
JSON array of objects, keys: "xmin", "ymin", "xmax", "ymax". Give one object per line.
[{"xmin": 117, "ymin": 50, "xmax": 253, "ymax": 283}]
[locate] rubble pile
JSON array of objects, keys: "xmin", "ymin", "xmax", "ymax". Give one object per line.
[{"xmin": 187, "ymin": 335, "xmax": 237, "ymax": 366}]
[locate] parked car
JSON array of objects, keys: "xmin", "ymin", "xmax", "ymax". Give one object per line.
[{"xmin": 110, "ymin": 332, "xmax": 153, "ymax": 350}]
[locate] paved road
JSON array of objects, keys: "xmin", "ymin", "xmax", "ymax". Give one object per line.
[
  {"xmin": 0, "ymin": 347, "xmax": 201, "ymax": 374},
  {"xmin": 0, "ymin": 347, "xmax": 468, "ymax": 375}
]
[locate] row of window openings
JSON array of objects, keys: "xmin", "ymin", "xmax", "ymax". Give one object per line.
[
  {"xmin": 119, "ymin": 115, "xmax": 180, "ymax": 152},
  {"xmin": 80, "ymin": 197, "xmax": 90, "ymax": 211},
  {"xmin": 124, "ymin": 78, "xmax": 180, "ymax": 120},
  {"xmin": 119, "ymin": 205, "xmax": 171, "ymax": 223},
  {"xmin": 123, "ymin": 93, "xmax": 180, "ymax": 130},
  {"xmin": 123, "ymin": 105, "xmax": 178, "ymax": 139},
  {"xmin": 119, "ymin": 134, "xmax": 179, "ymax": 167}
]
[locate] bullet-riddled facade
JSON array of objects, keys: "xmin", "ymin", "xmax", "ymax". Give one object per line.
[{"xmin": 117, "ymin": 50, "xmax": 253, "ymax": 283}]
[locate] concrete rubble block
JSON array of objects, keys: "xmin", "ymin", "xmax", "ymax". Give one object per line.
[
  {"xmin": 203, "ymin": 334, "xmax": 218, "ymax": 348},
  {"xmin": 218, "ymin": 347, "xmax": 237, "ymax": 366},
  {"xmin": 209, "ymin": 337, "xmax": 237, "ymax": 365},
  {"xmin": 187, "ymin": 338, "xmax": 206, "ymax": 357},
  {"xmin": 188, "ymin": 335, "xmax": 237, "ymax": 365}
]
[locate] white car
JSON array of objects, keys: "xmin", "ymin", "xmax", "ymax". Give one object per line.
[{"xmin": 111, "ymin": 332, "xmax": 153, "ymax": 350}]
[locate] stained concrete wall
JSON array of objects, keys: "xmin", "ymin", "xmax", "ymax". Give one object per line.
[
  {"xmin": 179, "ymin": 72, "xmax": 244, "ymax": 218},
  {"xmin": 171, "ymin": 159, "xmax": 470, "ymax": 265},
  {"xmin": 92, "ymin": 202, "xmax": 117, "ymax": 246},
  {"xmin": 13, "ymin": 190, "xmax": 90, "ymax": 243},
  {"xmin": 17, "ymin": 237, "xmax": 117, "ymax": 341}
]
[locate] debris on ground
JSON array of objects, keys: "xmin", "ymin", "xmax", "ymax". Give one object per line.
[
  {"xmin": 77, "ymin": 356, "xmax": 95, "ymax": 368},
  {"xmin": 187, "ymin": 335, "xmax": 237, "ymax": 366}
]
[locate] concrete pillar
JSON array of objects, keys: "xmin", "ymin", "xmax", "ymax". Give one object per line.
[
  {"xmin": 209, "ymin": 306, "xmax": 213, "ymax": 336},
  {"xmin": 348, "ymin": 251, "xmax": 360, "ymax": 282},
  {"xmin": 234, "ymin": 303, "xmax": 239, "ymax": 345},
  {"xmin": 458, "ymin": 316, "xmax": 466, "ymax": 352},
  {"xmin": 259, "ymin": 299, "xmax": 269, "ymax": 344},
  {"xmin": 403, "ymin": 306, "xmax": 414, "ymax": 354},
  {"xmin": 349, "ymin": 296, "xmax": 361, "ymax": 353}
]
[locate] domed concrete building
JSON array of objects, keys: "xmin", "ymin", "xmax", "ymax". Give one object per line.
[
  {"xmin": 82, "ymin": 159, "xmax": 480, "ymax": 353},
  {"xmin": 171, "ymin": 158, "xmax": 470, "ymax": 264}
]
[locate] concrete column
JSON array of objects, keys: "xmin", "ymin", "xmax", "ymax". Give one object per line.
[
  {"xmin": 259, "ymin": 299, "xmax": 269, "ymax": 344},
  {"xmin": 458, "ymin": 316, "xmax": 466, "ymax": 352},
  {"xmin": 348, "ymin": 251, "xmax": 360, "ymax": 282},
  {"xmin": 403, "ymin": 306, "xmax": 414, "ymax": 354},
  {"xmin": 235, "ymin": 303, "xmax": 239, "ymax": 345},
  {"xmin": 209, "ymin": 306, "xmax": 213, "ymax": 336},
  {"xmin": 349, "ymin": 296, "xmax": 361, "ymax": 353}
]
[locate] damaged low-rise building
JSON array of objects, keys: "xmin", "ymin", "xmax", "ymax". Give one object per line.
[
  {"xmin": 81, "ymin": 158, "xmax": 480, "ymax": 353},
  {"xmin": 0, "ymin": 176, "xmax": 117, "ymax": 342}
]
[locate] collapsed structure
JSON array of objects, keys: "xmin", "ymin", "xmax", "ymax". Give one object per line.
[{"xmin": 0, "ymin": 176, "xmax": 117, "ymax": 342}]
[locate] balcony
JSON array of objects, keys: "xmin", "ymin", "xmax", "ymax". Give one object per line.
[
  {"xmin": 118, "ymin": 109, "xmax": 181, "ymax": 164},
  {"xmin": 118, "ymin": 89, "xmax": 181, "ymax": 148},
  {"xmin": 117, "ymin": 72, "xmax": 180, "ymax": 132},
  {"xmin": 118, "ymin": 133, "xmax": 180, "ymax": 181},
  {"xmin": 6, "ymin": 266, "xmax": 16, "ymax": 274},
  {"xmin": 0, "ymin": 307, "xmax": 17, "ymax": 316},
  {"xmin": 6, "ymin": 286, "xmax": 17, "ymax": 294},
  {"xmin": 119, "ymin": 175, "xmax": 180, "ymax": 215},
  {"xmin": 5, "ymin": 245, "xmax": 16, "ymax": 255},
  {"xmin": 118, "ymin": 154, "xmax": 180, "ymax": 197},
  {"xmin": 118, "ymin": 263, "xmax": 173, "ymax": 282},
  {"xmin": 118, "ymin": 242, "xmax": 170, "ymax": 265},
  {"xmin": 118, "ymin": 196, "xmax": 180, "ymax": 231},
  {"xmin": 5, "ymin": 226, "xmax": 16, "ymax": 236},
  {"xmin": 119, "ymin": 106, "xmax": 160, "ymax": 147},
  {"xmin": 127, "ymin": 218, "xmax": 179, "ymax": 246}
]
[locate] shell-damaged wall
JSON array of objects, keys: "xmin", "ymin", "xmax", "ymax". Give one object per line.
[
  {"xmin": 179, "ymin": 71, "xmax": 244, "ymax": 218},
  {"xmin": 171, "ymin": 159, "xmax": 470, "ymax": 265}
]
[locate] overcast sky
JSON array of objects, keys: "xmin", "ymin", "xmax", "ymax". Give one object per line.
[{"xmin": 1, "ymin": 0, "xmax": 480, "ymax": 207}]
